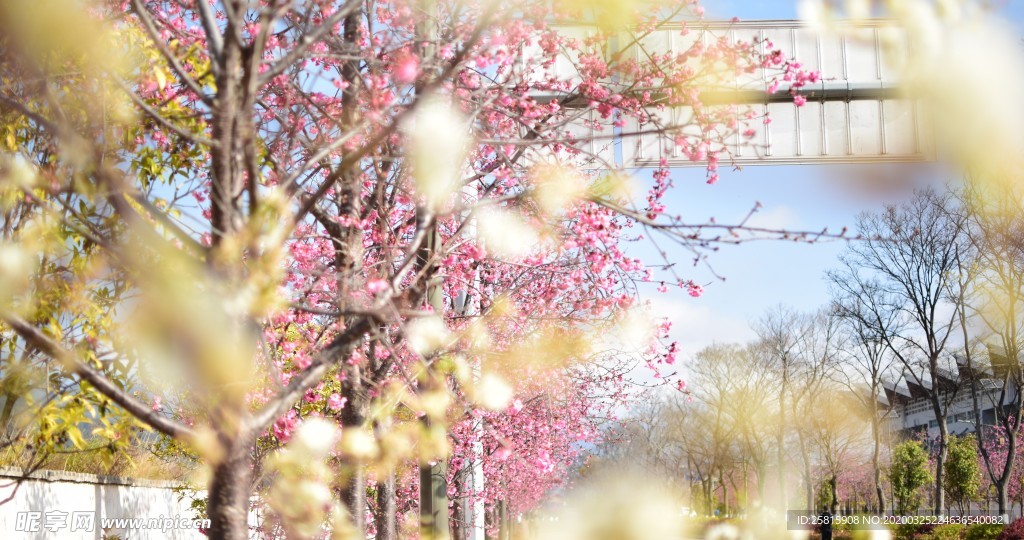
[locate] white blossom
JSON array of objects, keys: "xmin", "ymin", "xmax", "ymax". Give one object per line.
[
  {"xmin": 475, "ymin": 207, "xmax": 539, "ymax": 260},
  {"xmin": 406, "ymin": 315, "xmax": 453, "ymax": 356},
  {"xmin": 405, "ymin": 96, "xmax": 470, "ymax": 212},
  {"xmin": 477, "ymin": 373, "xmax": 514, "ymax": 411},
  {"xmin": 292, "ymin": 418, "xmax": 340, "ymax": 458}
]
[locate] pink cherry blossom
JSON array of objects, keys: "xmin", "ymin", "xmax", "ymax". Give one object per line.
[
  {"xmin": 392, "ymin": 53, "xmax": 420, "ymax": 84},
  {"xmin": 366, "ymin": 279, "xmax": 389, "ymax": 294},
  {"xmin": 327, "ymin": 393, "xmax": 347, "ymax": 412}
]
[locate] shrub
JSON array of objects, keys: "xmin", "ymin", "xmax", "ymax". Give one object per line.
[
  {"xmin": 929, "ymin": 524, "xmax": 966, "ymax": 540},
  {"xmin": 809, "ymin": 532, "xmax": 853, "ymax": 540},
  {"xmin": 892, "ymin": 522, "xmax": 937, "ymax": 540},
  {"xmin": 965, "ymin": 523, "xmax": 1004, "ymax": 540},
  {"xmin": 996, "ymin": 519, "xmax": 1024, "ymax": 540},
  {"xmin": 890, "ymin": 441, "xmax": 933, "ymax": 515}
]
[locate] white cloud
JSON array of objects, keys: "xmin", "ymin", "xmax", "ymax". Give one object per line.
[
  {"xmin": 647, "ymin": 294, "xmax": 756, "ymax": 360},
  {"xmin": 618, "ymin": 294, "xmax": 757, "ymax": 389},
  {"xmin": 745, "ymin": 204, "xmax": 800, "ymax": 230}
]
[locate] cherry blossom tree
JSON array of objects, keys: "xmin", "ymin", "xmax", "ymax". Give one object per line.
[{"xmin": 0, "ymin": 0, "xmax": 814, "ymax": 538}]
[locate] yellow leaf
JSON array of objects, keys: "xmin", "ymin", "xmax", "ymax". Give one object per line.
[{"xmin": 66, "ymin": 427, "xmax": 85, "ymax": 449}]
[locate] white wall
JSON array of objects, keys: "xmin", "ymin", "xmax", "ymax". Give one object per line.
[{"xmin": 0, "ymin": 468, "xmax": 207, "ymax": 540}]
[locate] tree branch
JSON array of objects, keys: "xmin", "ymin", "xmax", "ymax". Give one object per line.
[{"xmin": 2, "ymin": 314, "xmax": 193, "ymax": 440}]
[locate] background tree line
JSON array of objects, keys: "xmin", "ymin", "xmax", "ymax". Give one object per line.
[{"xmin": 602, "ymin": 180, "xmax": 1024, "ymax": 518}]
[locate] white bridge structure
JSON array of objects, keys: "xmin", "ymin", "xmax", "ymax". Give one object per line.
[
  {"xmin": 524, "ymin": 19, "xmax": 928, "ymax": 171},
  {"xmin": 623, "ymin": 19, "xmax": 927, "ymax": 167}
]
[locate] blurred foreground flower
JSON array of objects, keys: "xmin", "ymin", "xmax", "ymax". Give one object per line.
[
  {"xmin": 476, "ymin": 206, "xmax": 541, "ymax": 260},
  {"xmin": 267, "ymin": 419, "xmax": 352, "ymax": 538},
  {"xmin": 801, "ymin": 0, "xmax": 1024, "ymax": 184},
  {"xmin": 533, "ymin": 471, "xmax": 685, "ymax": 540},
  {"xmin": 405, "ymin": 95, "xmax": 470, "ymax": 212}
]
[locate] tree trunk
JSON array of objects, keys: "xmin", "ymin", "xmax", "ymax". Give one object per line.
[
  {"xmin": 829, "ymin": 475, "xmax": 839, "ymax": 514},
  {"xmin": 421, "ymin": 457, "xmax": 450, "ymax": 540},
  {"xmin": 451, "ymin": 466, "xmax": 465, "ymax": 540},
  {"xmin": 756, "ymin": 463, "xmax": 767, "ymax": 505},
  {"xmin": 339, "ymin": 381, "xmax": 368, "ymax": 531},
  {"xmin": 327, "ymin": 1, "xmax": 369, "ymax": 528},
  {"xmin": 375, "ymin": 472, "xmax": 397, "ymax": 540},
  {"xmin": 704, "ymin": 479, "xmax": 713, "ymax": 516},
  {"xmin": 891, "ymin": 473, "xmax": 896, "ymax": 515},
  {"xmin": 497, "ymin": 500, "xmax": 508, "ymax": 540},
  {"xmin": 206, "ymin": 431, "xmax": 255, "ymax": 540},
  {"xmin": 871, "ymin": 417, "xmax": 886, "ymax": 514},
  {"xmin": 997, "ymin": 427, "xmax": 1016, "ymax": 516},
  {"xmin": 874, "ymin": 474, "xmax": 885, "ymax": 515},
  {"xmin": 0, "ymin": 391, "xmax": 18, "ymax": 428},
  {"xmin": 777, "ymin": 369, "xmax": 789, "ymax": 512},
  {"xmin": 742, "ymin": 464, "xmax": 749, "ymax": 511},
  {"xmin": 997, "ymin": 479, "xmax": 1009, "ymax": 517},
  {"xmin": 341, "ymin": 465, "xmax": 366, "ymax": 532},
  {"xmin": 207, "ymin": 0, "xmax": 247, "ymax": 247},
  {"xmin": 934, "ymin": 417, "xmax": 948, "ymax": 515},
  {"xmin": 485, "ymin": 505, "xmax": 495, "ymax": 540},
  {"xmin": 799, "ymin": 432, "xmax": 813, "ymax": 510}
]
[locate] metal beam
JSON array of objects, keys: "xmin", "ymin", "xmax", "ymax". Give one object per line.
[{"xmin": 700, "ymin": 81, "xmax": 902, "ymax": 106}]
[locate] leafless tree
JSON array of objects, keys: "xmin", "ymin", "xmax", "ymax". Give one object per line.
[
  {"xmin": 732, "ymin": 343, "xmax": 779, "ymax": 506},
  {"xmin": 786, "ymin": 309, "xmax": 843, "ymax": 512},
  {"xmin": 754, "ymin": 306, "xmax": 840, "ymax": 511},
  {"xmin": 828, "ymin": 187, "xmax": 969, "ymax": 515},
  {"xmin": 754, "ymin": 305, "xmax": 809, "ymax": 512},
  {"xmin": 954, "ymin": 180, "xmax": 1024, "ymax": 516},
  {"xmin": 807, "ymin": 385, "xmax": 871, "ymax": 514},
  {"xmin": 830, "ymin": 295, "xmax": 899, "ymax": 514}
]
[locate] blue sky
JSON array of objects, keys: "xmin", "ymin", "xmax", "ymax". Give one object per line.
[
  {"xmin": 634, "ymin": 161, "xmax": 951, "ymax": 356},
  {"xmin": 708, "ymin": 0, "xmax": 1024, "ymax": 24},
  {"xmin": 631, "ymin": 0, "xmax": 1024, "ymax": 358}
]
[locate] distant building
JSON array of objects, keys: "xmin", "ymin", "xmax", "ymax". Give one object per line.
[{"xmin": 882, "ymin": 352, "xmax": 1018, "ymax": 440}]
